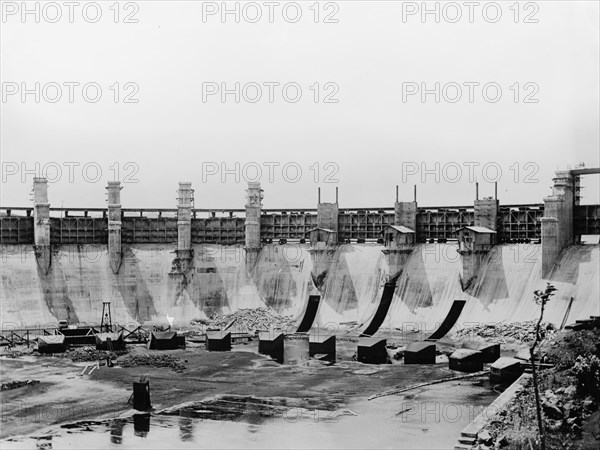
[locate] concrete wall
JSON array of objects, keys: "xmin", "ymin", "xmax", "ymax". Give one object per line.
[
  {"xmin": 541, "ymin": 171, "xmax": 575, "ymax": 277},
  {"xmin": 474, "ymin": 198, "xmax": 499, "ymax": 231},
  {"xmin": 394, "ymin": 201, "xmax": 417, "ymax": 231},
  {"xmin": 1, "ymin": 243, "xmax": 598, "ymax": 332},
  {"xmin": 317, "ymin": 203, "xmax": 339, "ymax": 231},
  {"xmin": 245, "ymin": 183, "xmax": 263, "ymax": 248},
  {"xmin": 177, "ymin": 182, "xmax": 193, "ymax": 252}
]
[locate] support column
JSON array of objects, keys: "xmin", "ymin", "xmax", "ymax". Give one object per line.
[
  {"xmin": 458, "ymin": 249, "xmax": 488, "ymax": 291},
  {"xmin": 457, "ymin": 184, "xmax": 499, "ymax": 291},
  {"xmin": 541, "ymin": 170, "xmax": 574, "ymax": 277},
  {"xmin": 385, "ymin": 186, "xmax": 416, "ymax": 284},
  {"xmin": 33, "ymin": 177, "xmax": 51, "ymax": 274},
  {"xmin": 394, "ymin": 202, "xmax": 417, "ymax": 231},
  {"xmin": 310, "ymin": 189, "xmax": 339, "ymax": 289},
  {"xmin": 245, "ymin": 182, "xmax": 263, "ymax": 267},
  {"xmin": 317, "ymin": 203, "xmax": 339, "ymax": 234},
  {"xmin": 106, "ymin": 181, "xmax": 122, "ymax": 274},
  {"xmin": 394, "ymin": 184, "xmax": 417, "ymax": 231},
  {"xmin": 178, "ymin": 181, "xmax": 193, "ymax": 258},
  {"xmin": 474, "ymin": 198, "xmax": 499, "ymax": 230},
  {"xmin": 171, "ymin": 182, "xmax": 194, "ymax": 274}
]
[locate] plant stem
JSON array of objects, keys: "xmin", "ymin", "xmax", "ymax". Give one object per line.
[{"xmin": 531, "ymin": 300, "xmax": 547, "ymax": 450}]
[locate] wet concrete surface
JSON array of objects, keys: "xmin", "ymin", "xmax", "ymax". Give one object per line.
[{"xmin": 1, "ymin": 333, "xmax": 504, "ymax": 448}]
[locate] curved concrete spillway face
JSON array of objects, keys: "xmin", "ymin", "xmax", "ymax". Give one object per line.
[{"xmin": 1, "ymin": 243, "xmax": 598, "ymax": 331}]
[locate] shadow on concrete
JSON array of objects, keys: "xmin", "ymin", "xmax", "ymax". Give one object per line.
[
  {"xmin": 468, "ymin": 247, "xmax": 510, "ymax": 309},
  {"xmin": 186, "ymin": 247, "xmax": 230, "ymax": 318},
  {"xmin": 546, "ymin": 244, "xmax": 592, "ymax": 284},
  {"xmin": 319, "ymin": 246, "xmax": 359, "ymax": 314},
  {"xmin": 113, "ymin": 246, "xmax": 158, "ymax": 322},
  {"xmin": 396, "ymin": 247, "xmax": 433, "ymax": 313},
  {"xmin": 36, "ymin": 246, "xmax": 80, "ymax": 323},
  {"xmin": 250, "ymin": 245, "xmax": 297, "ymax": 313}
]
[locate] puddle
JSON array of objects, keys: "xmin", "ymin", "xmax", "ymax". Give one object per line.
[{"xmin": 2, "ymin": 380, "xmax": 499, "ymax": 449}]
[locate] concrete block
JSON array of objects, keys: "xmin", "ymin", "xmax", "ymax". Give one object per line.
[
  {"xmin": 206, "ymin": 331, "xmax": 231, "ymax": 352},
  {"xmin": 575, "ymin": 319, "xmax": 594, "ymax": 330},
  {"xmin": 357, "ymin": 338, "xmax": 387, "ymax": 364},
  {"xmin": 148, "ymin": 331, "xmax": 181, "ymax": 350},
  {"xmin": 133, "ymin": 381, "xmax": 151, "ymax": 412},
  {"xmin": 463, "ymin": 342, "xmax": 501, "ymax": 363},
  {"xmin": 404, "ymin": 341, "xmax": 436, "ymax": 364},
  {"xmin": 449, "ymin": 349, "xmax": 483, "ymax": 373},
  {"xmin": 564, "ymin": 322, "xmax": 586, "ymax": 331},
  {"xmin": 96, "ymin": 332, "xmax": 125, "ymax": 351},
  {"xmin": 61, "ymin": 327, "xmax": 97, "ymax": 346},
  {"xmin": 489, "ymin": 357, "xmax": 524, "ymax": 383},
  {"xmin": 309, "ymin": 334, "xmax": 336, "ymax": 361},
  {"xmin": 477, "ymin": 343, "xmax": 501, "ymax": 363},
  {"xmin": 258, "ymin": 331, "xmax": 284, "ymax": 362},
  {"xmin": 38, "ymin": 335, "xmax": 66, "ymax": 354}
]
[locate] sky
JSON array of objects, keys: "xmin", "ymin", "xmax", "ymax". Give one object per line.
[{"xmin": 1, "ymin": 0, "xmax": 599, "ymax": 210}]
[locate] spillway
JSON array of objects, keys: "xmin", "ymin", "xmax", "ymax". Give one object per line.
[{"xmin": 1, "ymin": 243, "xmax": 598, "ymax": 331}]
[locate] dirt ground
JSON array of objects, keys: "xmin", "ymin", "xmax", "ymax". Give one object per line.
[{"xmin": 0, "ymin": 336, "xmax": 499, "ymax": 441}]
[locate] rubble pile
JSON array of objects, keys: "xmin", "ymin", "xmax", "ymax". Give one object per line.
[
  {"xmin": 454, "ymin": 321, "xmax": 557, "ymax": 343},
  {"xmin": 483, "ymin": 380, "xmax": 597, "ymax": 448},
  {"xmin": 1, "ymin": 379, "xmax": 40, "ymax": 391},
  {"xmin": 191, "ymin": 308, "xmax": 296, "ymax": 333},
  {"xmin": 118, "ymin": 354, "xmax": 186, "ymax": 373},
  {"xmin": 57, "ymin": 346, "xmax": 127, "ymax": 362},
  {"xmin": 479, "ymin": 327, "xmax": 600, "ymax": 449}
]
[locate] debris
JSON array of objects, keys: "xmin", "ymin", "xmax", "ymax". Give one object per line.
[
  {"xmin": 368, "ymin": 371, "xmax": 487, "ymax": 400},
  {"xmin": 191, "ymin": 308, "xmax": 296, "ymax": 334},
  {"xmin": 1, "ymin": 379, "xmax": 40, "ymax": 391},
  {"xmin": 395, "ymin": 407, "xmax": 413, "ymax": 416},
  {"xmin": 454, "ymin": 321, "xmax": 557, "ymax": 343},
  {"xmin": 542, "ymin": 400, "xmax": 563, "ymax": 420},
  {"xmin": 475, "ymin": 328, "xmax": 600, "ymax": 448},
  {"xmin": 563, "ymin": 385, "xmax": 577, "ymax": 397},
  {"xmin": 478, "ymin": 429, "xmax": 492, "ymax": 445},
  {"xmin": 56, "ymin": 346, "xmax": 127, "ymax": 362},
  {"xmin": 119, "ymin": 354, "xmax": 186, "ymax": 373}
]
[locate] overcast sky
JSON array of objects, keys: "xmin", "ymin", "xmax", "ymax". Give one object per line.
[{"xmin": 1, "ymin": 1, "xmax": 599, "ymax": 210}]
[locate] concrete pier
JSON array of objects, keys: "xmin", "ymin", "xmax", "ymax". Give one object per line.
[
  {"xmin": 404, "ymin": 341, "xmax": 436, "ymax": 364},
  {"xmin": 309, "ymin": 333, "xmax": 336, "ymax": 362},
  {"xmin": 541, "ymin": 170, "xmax": 575, "ymax": 277},
  {"xmin": 357, "ymin": 338, "xmax": 388, "ymax": 364},
  {"xmin": 382, "ymin": 188, "xmax": 416, "ymax": 283},
  {"xmin": 33, "ymin": 177, "xmax": 51, "ymax": 274},
  {"xmin": 106, "ymin": 181, "xmax": 123, "ymax": 274},
  {"xmin": 206, "ymin": 331, "xmax": 232, "ymax": 352},
  {"xmin": 317, "ymin": 187, "xmax": 339, "ymax": 233},
  {"xmin": 308, "ymin": 189, "xmax": 339, "ymax": 288},
  {"xmin": 175, "ymin": 182, "xmax": 193, "ymax": 272},
  {"xmin": 258, "ymin": 331, "xmax": 285, "ymax": 362},
  {"xmin": 449, "ymin": 349, "xmax": 483, "ymax": 373},
  {"xmin": 474, "ymin": 197, "xmax": 499, "ymax": 231},
  {"xmin": 244, "ymin": 182, "xmax": 263, "ymax": 268},
  {"xmin": 455, "ymin": 184, "xmax": 499, "ymax": 291},
  {"xmin": 476, "ymin": 343, "xmax": 501, "ymax": 363},
  {"xmin": 393, "ymin": 184, "xmax": 417, "ymax": 232},
  {"xmin": 456, "ymin": 226, "xmax": 497, "ymax": 290},
  {"xmin": 490, "ymin": 357, "xmax": 524, "ymax": 383},
  {"xmin": 381, "ymin": 225, "xmax": 415, "ymax": 282}
]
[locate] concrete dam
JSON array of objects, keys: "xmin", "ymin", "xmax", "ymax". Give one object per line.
[
  {"xmin": 1, "ymin": 169, "xmax": 600, "ymax": 449},
  {"xmin": 1, "ymin": 242, "xmax": 598, "ymax": 331},
  {"xmin": 1, "ymin": 169, "xmax": 599, "ymax": 332}
]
